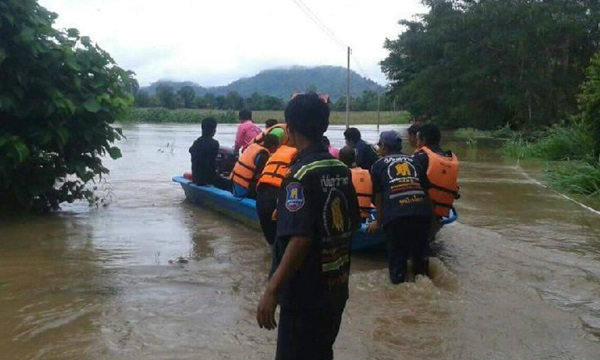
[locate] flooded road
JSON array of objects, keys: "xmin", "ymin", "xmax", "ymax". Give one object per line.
[{"xmin": 1, "ymin": 123, "xmax": 599, "ymax": 359}]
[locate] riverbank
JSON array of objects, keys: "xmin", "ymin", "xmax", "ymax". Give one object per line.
[
  {"xmin": 453, "ymin": 126, "xmax": 600, "ymax": 209},
  {"xmin": 120, "ymin": 107, "xmax": 410, "ymax": 125}
]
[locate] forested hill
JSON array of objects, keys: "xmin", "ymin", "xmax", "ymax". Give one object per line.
[{"xmin": 142, "ymin": 66, "xmax": 384, "ymax": 100}]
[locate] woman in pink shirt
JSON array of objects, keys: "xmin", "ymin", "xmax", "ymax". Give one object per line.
[
  {"xmin": 234, "ymin": 109, "xmax": 262, "ymax": 154},
  {"xmin": 322, "ymin": 135, "xmax": 339, "ymax": 158}
]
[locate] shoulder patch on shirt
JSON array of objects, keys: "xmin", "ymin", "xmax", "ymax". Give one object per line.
[{"xmin": 285, "ymin": 182, "xmax": 305, "ymax": 212}]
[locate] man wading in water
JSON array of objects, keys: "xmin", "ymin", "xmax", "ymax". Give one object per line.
[{"xmin": 256, "ymin": 93, "xmax": 361, "ymax": 360}]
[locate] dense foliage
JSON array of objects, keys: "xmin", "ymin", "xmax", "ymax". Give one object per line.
[
  {"xmin": 381, "ymin": 0, "xmax": 600, "ymax": 130},
  {"xmin": 576, "ymin": 53, "xmax": 600, "ymax": 157},
  {"xmin": 135, "ymin": 87, "xmax": 395, "ymax": 112},
  {"xmin": 0, "ymin": 0, "xmax": 135, "ymax": 212},
  {"xmin": 135, "ymin": 88, "xmax": 286, "ymax": 110}
]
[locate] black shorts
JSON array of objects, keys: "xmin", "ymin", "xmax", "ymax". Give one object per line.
[
  {"xmin": 275, "ymin": 302, "xmax": 345, "ymax": 360},
  {"xmin": 384, "ymin": 216, "xmax": 431, "ymax": 283}
]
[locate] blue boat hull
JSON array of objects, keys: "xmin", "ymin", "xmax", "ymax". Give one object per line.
[{"xmin": 172, "ymin": 176, "xmax": 387, "ymax": 251}]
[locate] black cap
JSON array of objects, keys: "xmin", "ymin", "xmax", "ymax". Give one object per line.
[{"xmin": 378, "ymin": 130, "xmax": 402, "ymax": 150}]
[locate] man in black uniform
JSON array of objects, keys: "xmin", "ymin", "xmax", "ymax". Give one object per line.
[
  {"xmin": 368, "ymin": 131, "xmax": 432, "ymax": 284},
  {"xmin": 256, "ymin": 93, "xmax": 361, "ymax": 360}
]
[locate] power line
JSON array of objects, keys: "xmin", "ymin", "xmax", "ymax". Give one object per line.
[{"xmin": 290, "ymin": 0, "xmax": 347, "ymax": 50}]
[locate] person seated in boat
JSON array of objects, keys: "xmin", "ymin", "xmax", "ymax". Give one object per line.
[
  {"xmin": 231, "ymin": 134, "xmax": 280, "ymax": 199},
  {"xmin": 338, "ymin": 146, "xmax": 375, "ymax": 221},
  {"xmin": 412, "ymin": 123, "xmax": 460, "ymax": 241},
  {"xmin": 407, "ymin": 123, "xmax": 421, "ymax": 150},
  {"xmin": 257, "ymin": 92, "xmax": 360, "ymax": 360},
  {"xmin": 189, "ymin": 117, "xmax": 231, "ymax": 190},
  {"xmin": 234, "ymin": 109, "xmax": 262, "ymax": 154},
  {"xmin": 255, "ymin": 133, "xmax": 297, "ymax": 246},
  {"xmin": 343, "ymin": 127, "xmax": 379, "ymax": 171},
  {"xmin": 367, "ymin": 131, "xmax": 433, "ymax": 284},
  {"xmin": 265, "ymin": 119, "xmax": 278, "ymax": 129},
  {"xmin": 321, "ymin": 135, "xmax": 339, "ymax": 158},
  {"xmin": 254, "ymin": 122, "xmax": 288, "ymax": 147}
]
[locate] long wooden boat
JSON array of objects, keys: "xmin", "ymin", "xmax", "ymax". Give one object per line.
[{"xmin": 172, "ymin": 176, "xmax": 457, "ymax": 251}]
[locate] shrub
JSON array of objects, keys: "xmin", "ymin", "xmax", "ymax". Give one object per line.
[
  {"xmin": 0, "ymin": 0, "xmax": 134, "ymax": 212},
  {"xmin": 547, "ymin": 161, "xmax": 600, "ymax": 197},
  {"xmin": 528, "ymin": 123, "xmax": 593, "ymax": 161}
]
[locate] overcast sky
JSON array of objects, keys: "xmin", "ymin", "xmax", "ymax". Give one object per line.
[{"xmin": 39, "ymin": 0, "xmax": 426, "ymax": 86}]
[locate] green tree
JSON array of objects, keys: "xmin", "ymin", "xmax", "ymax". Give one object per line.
[
  {"xmin": 0, "ymin": 0, "xmax": 134, "ymax": 212},
  {"xmin": 135, "ymin": 91, "xmax": 151, "ymax": 107},
  {"xmin": 381, "ymin": 0, "xmax": 600, "ymax": 130},
  {"xmin": 177, "ymin": 85, "xmax": 196, "ymax": 108},
  {"xmin": 225, "ymin": 91, "xmax": 244, "ymax": 110},
  {"xmin": 156, "ymin": 83, "xmax": 176, "ymax": 109},
  {"xmin": 576, "ymin": 53, "xmax": 600, "ymax": 157}
]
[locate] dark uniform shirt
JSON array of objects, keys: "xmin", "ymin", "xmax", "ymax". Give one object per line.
[
  {"xmin": 274, "ymin": 144, "xmax": 361, "ymax": 310},
  {"xmin": 354, "ymin": 139, "xmax": 379, "ymax": 171},
  {"xmin": 370, "ymin": 152, "xmax": 432, "ymax": 226},
  {"xmin": 189, "ymin": 136, "xmax": 219, "ymax": 185}
]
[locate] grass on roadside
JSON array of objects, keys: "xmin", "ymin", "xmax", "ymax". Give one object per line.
[{"xmin": 501, "ymin": 122, "xmax": 600, "ymax": 204}]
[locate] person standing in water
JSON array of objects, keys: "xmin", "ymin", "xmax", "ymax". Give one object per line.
[
  {"xmin": 412, "ymin": 123, "xmax": 460, "ymax": 242},
  {"xmin": 234, "ymin": 109, "xmax": 261, "ymax": 154},
  {"xmin": 368, "ymin": 131, "xmax": 432, "ymax": 284},
  {"xmin": 256, "ymin": 93, "xmax": 360, "ymax": 360},
  {"xmin": 338, "ymin": 146, "xmax": 375, "ymax": 220},
  {"xmin": 255, "ymin": 134, "xmax": 296, "ymax": 246}
]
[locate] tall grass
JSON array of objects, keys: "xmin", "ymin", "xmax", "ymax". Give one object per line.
[
  {"xmin": 120, "ymin": 108, "xmax": 410, "ymax": 125},
  {"xmin": 502, "ymin": 121, "xmax": 600, "ymax": 203},
  {"xmin": 502, "ymin": 122, "xmax": 592, "ymax": 161},
  {"xmin": 547, "ymin": 161, "xmax": 600, "ymax": 198},
  {"xmin": 454, "ymin": 124, "xmax": 516, "ymax": 145}
]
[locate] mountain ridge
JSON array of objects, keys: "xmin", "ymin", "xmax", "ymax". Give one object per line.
[{"xmin": 141, "ymin": 65, "xmax": 385, "ymax": 101}]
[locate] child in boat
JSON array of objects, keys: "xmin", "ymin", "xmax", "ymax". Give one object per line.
[
  {"xmin": 189, "ymin": 117, "xmax": 231, "ymax": 190},
  {"xmin": 339, "ymin": 146, "xmax": 375, "ymax": 220},
  {"xmin": 368, "ymin": 131, "xmax": 433, "ymax": 284}
]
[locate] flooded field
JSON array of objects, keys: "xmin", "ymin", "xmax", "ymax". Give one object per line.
[{"xmin": 1, "ymin": 123, "xmax": 599, "ymax": 359}]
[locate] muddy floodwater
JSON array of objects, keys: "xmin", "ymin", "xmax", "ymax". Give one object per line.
[{"xmin": 1, "ymin": 123, "xmax": 600, "ymax": 360}]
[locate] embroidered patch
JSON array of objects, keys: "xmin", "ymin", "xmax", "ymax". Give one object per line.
[{"xmin": 285, "ymin": 182, "xmax": 305, "ymax": 212}]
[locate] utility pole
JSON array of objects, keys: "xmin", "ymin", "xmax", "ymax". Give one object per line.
[{"xmin": 346, "ymin": 46, "xmax": 350, "ymax": 129}]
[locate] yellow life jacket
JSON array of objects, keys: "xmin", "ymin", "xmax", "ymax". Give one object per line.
[
  {"xmin": 421, "ymin": 146, "xmax": 459, "ymax": 217},
  {"xmin": 257, "ymin": 145, "xmax": 297, "ymax": 188},
  {"xmin": 351, "ymin": 168, "xmax": 375, "ymax": 219},
  {"xmin": 231, "ymin": 143, "xmax": 268, "ymax": 189},
  {"xmin": 253, "ymin": 124, "xmax": 289, "ymax": 146}
]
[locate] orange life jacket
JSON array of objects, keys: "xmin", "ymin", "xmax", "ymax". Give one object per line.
[
  {"xmin": 257, "ymin": 145, "xmax": 297, "ymax": 188},
  {"xmin": 231, "ymin": 143, "xmax": 268, "ymax": 189},
  {"xmin": 351, "ymin": 168, "xmax": 375, "ymax": 219},
  {"xmin": 420, "ymin": 146, "xmax": 459, "ymax": 217},
  {"xmin": 253, "ymin": 124, "xmax": 289, "ymax": 146}
]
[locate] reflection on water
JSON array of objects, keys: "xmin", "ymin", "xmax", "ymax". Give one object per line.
[{"xmin": 1, "ymin": 124, "xmax": 599, "ymax": 359}]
